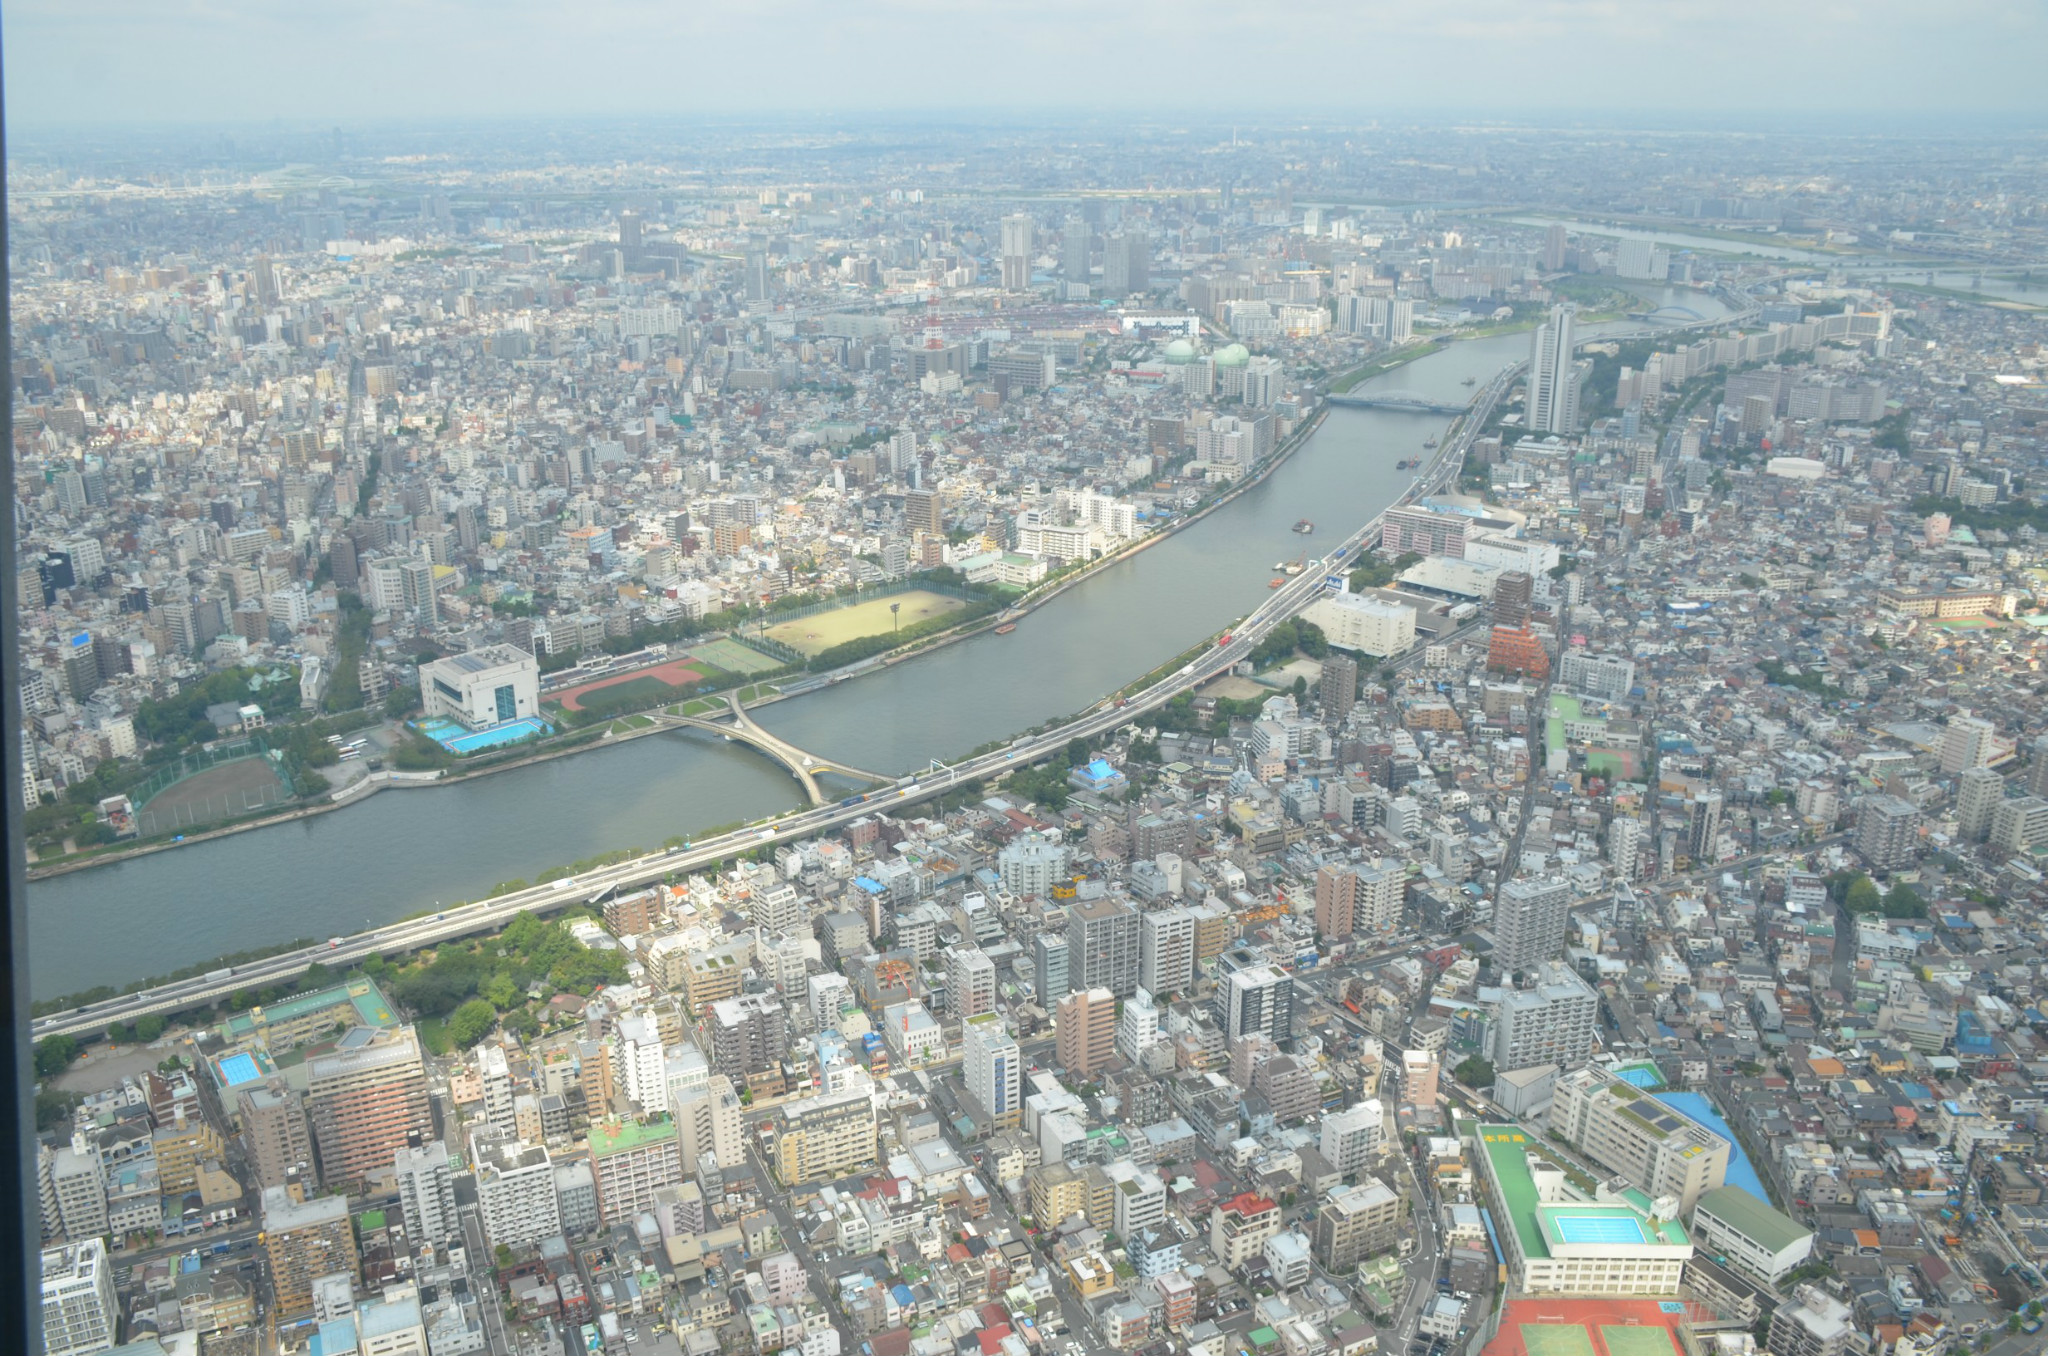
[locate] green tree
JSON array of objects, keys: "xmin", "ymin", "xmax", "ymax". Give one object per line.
[
  {"xmin": 1455, "ymin": 1056, "xmax": 1495, "ymax": 1087},
  {"xmin": 447, "ymin": 998, "xmax": 499, "ymax": 1048},
  {"xmin": 134, "ymin": 1014, "xmax": 167, "ymax": 1042},
  {"xmin": 1066, "ymin": 737, "xmax": 1090, "ymax": 767},
  {"xmin": 481, "ymin": 972, "xmax": 519, "ymax": 1010},
  {"xmin": 1842, "ymin": 875, "xmax": 1882, "ymax": 915},
  {"xmin": 34, "ymin": 1034, "xmax": 79, "ymax": 1079},
  {"xmin": 1881, "ymin": 883, "xmax": 1927, "ymax": 919}
]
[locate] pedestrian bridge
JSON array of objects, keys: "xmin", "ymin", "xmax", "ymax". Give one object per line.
[
  {"xmin": 1326, "ymin": 388, "xmax": 1471, "ymax": 414},
  {"xmin": 645, "ymin": 694, "xmax": 889, "ymax": 804}
]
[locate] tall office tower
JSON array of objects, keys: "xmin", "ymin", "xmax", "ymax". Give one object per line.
[
  {"xmin": 243, "ymin": 1079, "xmax": 315, "ymax": 1192},
  {"xmin": 963, "ymin": 1013, "xmax": 1022, "ymax": 1130},
  {"xmin": 904, "ymin": 487, "xmax": 941, "ymax": 536},
  {"xmin": 1381, "ymin": 294, "xmax": 1415, "ymax": 344},
  {"xmin": 1940, "ymin": 715, "xmax": 1996, "ymax": 774},
  {"xmin": 1319, "ymin": 1100, "xmax": 1386, "ymax": 1175},
  {"xmin": 618, "ymin": 210, "xmax": 642, "ymax": 256},
  {"xmin": 2026, "ymin": 735, "xmax": 2048, "ymax": 798},
  {"xmin": 306, "ymin": 1026, "xmax": 430, "ymax": 1190},
  {"xmin": 1855, "ymin": 795, "xmax": 1921, "ymax": 870},
  {"xmin": 946, "ymin": 945, "xmax": 999, "ymax": 1018},
  {"xmin": 1056, "ymin": 987, "xmax": 1117, "ymax": 1075},
  {"xmin": 1067, "ymin": 896, "xmax": 1141, "ymax": 997},
  {"xmin": 1137, "ymin": 906, "xmax": 1197, "ymax": 996},
  {"xmin": 1314, "ymin": 864, "xmax": 1358, "ymax": 939},
  {"xmin": 393, "ymin": 1139, "xmax": 459, "ymax": 1245},
  {"xmin": 1033, "ymin": 930, "xmax": 1071, "ymax": 1001},
  {"xmin": 262, "ymin": 1186, "xmax": 359, "ymax": 1319},
  {"xmin": 1544, "ymin": 223, "xmax": 1568, "ymax": 272},
  {"xmin": 472, "ymin": 1130, "xmax": 562, "ymax": 1249},
  {"xmin": 40, "ymin": 1240, "xmax": 118, "ymax": 1356},
  {"xmin": 1214, "ymin": 951, "xmax": 1294, "ymax": 1044},
  {"xmin": 745, "ymin": 248, "xmax": 770, "ymax": 302},
  {"xmin": 1493, "ymin": 876, "xmax": 1571, "ymax": 973},
  {"xmin": 1686, "ymin": 790, "xmax": 1724, "ymax": 863},
  {"xmin": 1491, "ymin": 961, "xmax": 1598, "ymax": 1072},
  {"xmin": 252, "ymin": 254, "xmax": 281, "ymax": 308},
  {"xmin": 771, "ymin": 1087, "xmax": 879, "ymax": 1186},
  {"xmin": 611, "ymin": 1013, "xmax": 667, "ymax": 1111},
  {"xmin": 1062, "ymin": 218, "xmax": 1092, "ymax": 284},
  {"xmin": 1321, "ymin": 653, "xmax": 1358, "ymax": 723},
  {"xmin": 1492, "ymin": 572, "xmax": 1534, "ymax": 629},
  {"xmin": 1356, "ymin": 862, "xmax": 1407, "ymax": 934},
  {"xmin": 1527, "ymin": 303, "xmax": 1579, "ymax": 434},
  {"xmin": 477, "ymin": 1042, "xmax": 516, "ymax": 1136},
  {"xmin": 1102, "ymin": 231, "xmax": 1150, "ymax": 297},
  {"xmin": 673, "ymin": 1074, "xmax": 744, "ymax": 1175},
  {"xmin": 710, "ymin": 993, "xmax": 788, "ymax": 1078},
  {"xmin": 1000, "ymin": 214, "xmax": 1034, "ymax": 291}
]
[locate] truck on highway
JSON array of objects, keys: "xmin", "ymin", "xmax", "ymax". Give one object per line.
[{"xmin": 205, "ymin": 967, "xmax": 234, "ymax": 982}]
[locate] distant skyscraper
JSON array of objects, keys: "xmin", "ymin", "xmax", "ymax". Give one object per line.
[
  {"xmin": 1001, "ymin": 214, "xmax": 1034, "ymax": 291},
  {"xmin": 1103, "ymin": 231, "xmax": 1150, "ymax": 297},
  {"xmin": 745, "ymin": 248, "xmax": 770, "ymax": 302},
  {"xmin": 1543, "ymin": 223, "xmax": 1568, "ymax": 272},
  {"xmin": 1062, "ymin": 218, "xmax": 1092, "ymax": 285},
  {"xmin": 618, "ymin": 210, "xmax": 642, "ymax": 256},
  {"xmin": 1527, "ymin": 303, "xmax": 1579, "ymax": 435}
]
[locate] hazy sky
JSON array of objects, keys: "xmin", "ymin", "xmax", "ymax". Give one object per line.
[{"xmin": 7, "ymin": 0, "xmax": 2046, "ymax": 127}]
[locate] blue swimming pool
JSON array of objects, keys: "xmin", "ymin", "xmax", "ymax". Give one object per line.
[
  {"xmin": 418, "ymin": 716, "xmax": 552, "ymax": 754},
  {"xmin": 1653, "ymin": 1091, "xmax": 1769, "ymax": 1203},
  {"xmin": 1614, "ymin": 1065, "xmax": 1665, "ymax": 1089},
  {"xmin": 1553, "ymin": 1214, "xmax": 1648, "ymax": 1244},
  {"xmin": 217, "ymin": 1052, "xmax": 260, "ymax": 1086}
]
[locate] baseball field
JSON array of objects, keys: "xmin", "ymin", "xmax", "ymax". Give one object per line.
[{"xmin": 762, "ymin": 590, "xmax": 966, "ymax": 657}]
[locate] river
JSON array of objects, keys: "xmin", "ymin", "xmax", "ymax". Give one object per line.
[{"xmin": 27, "ymin": 288, "xmax": 1725, "ymax": 999}]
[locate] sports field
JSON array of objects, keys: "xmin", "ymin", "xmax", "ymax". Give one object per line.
[
  {"xmin": 762, "ymin": 590, "xmax": 966, "ymax": 656},
  {"xmin": 135, "ymin": 755, "xmax": 292, "ymax": 835},
  {"xmin": 553, "ymin": 657, "xmax": 705, "ymax": 712},
  {"xmin": 689, "ymin": 637, "xmax": 783, "ymax": 674}
]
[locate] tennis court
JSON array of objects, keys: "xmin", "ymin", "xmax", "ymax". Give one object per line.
[
  {"xmin": 1551, "ymin": 1214, "xmax": 1649, "ymax": 1245},
  {"xmin": 690, "ymin": 637, "xmax": 783, "ymax": 674}
]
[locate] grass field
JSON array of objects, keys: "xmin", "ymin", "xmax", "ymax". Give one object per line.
[
  {"xmin": 690, "ymin": 637, "xmax": 783, "ymax": 674},
  {"xmin": 763, "ymin": 591, "xmax": 966, "ymax": 657}
]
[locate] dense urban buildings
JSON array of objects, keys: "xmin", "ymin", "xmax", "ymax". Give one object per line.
[{"xmin": 19, "ymin": 107, "xmax": 2048, "ymax": 1356}]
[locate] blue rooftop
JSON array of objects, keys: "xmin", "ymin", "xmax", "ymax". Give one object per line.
[{"xmin": 1653, "ymin": 1091, "xmax": 1767, "ymax": 1204}]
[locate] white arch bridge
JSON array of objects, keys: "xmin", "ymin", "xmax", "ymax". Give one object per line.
[{"xmin": 646, "ymin": 693, "xmax": 890, "ymax": 804}]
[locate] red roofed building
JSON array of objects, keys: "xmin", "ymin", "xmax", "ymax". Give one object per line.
[{"xmin": 1210, "ymin": 1192, "xmax": 1283, "ymax": 1267}]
